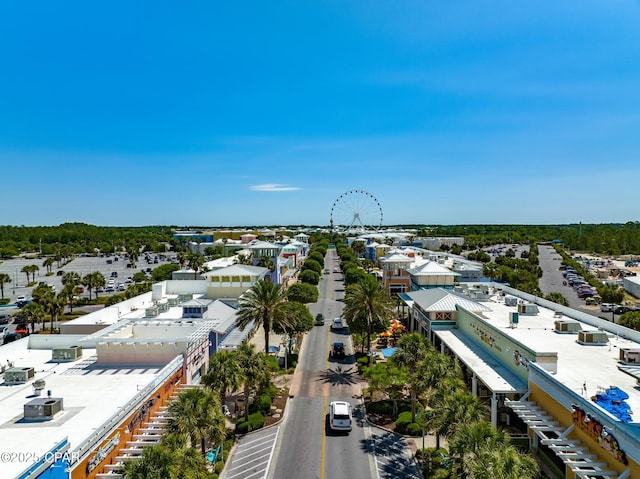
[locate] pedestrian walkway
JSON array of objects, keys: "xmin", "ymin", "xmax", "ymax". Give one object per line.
[{"xmin": 249, "ymin": 323, "xmax": 285, "ymax": 355}]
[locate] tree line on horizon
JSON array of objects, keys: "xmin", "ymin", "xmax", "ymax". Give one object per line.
[{"xmin": 2, "ymin": 222, "xmax": 640, "ymax": 259}]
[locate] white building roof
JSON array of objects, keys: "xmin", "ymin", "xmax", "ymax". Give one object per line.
[
  {"xmin": 201, "ymin": 264, "xmax": 269, "ymax": 278},
  {"xmin": 436, "ymin": 329, "xmax": 527, "ymax": 393},
  {"xmin": 454, "ymin": 289, "xmax": 640, "ymax": 422},
  {"xmin": 0, "ymin": 342, "xmax": 169, "ymax": 478},
  {"xmin": 407, "ymin": 288, "xmax": 490, "ymax": 312},
  {"xmin": 407, "ymin": 261, "xmax": 460, "ymax": 277}
]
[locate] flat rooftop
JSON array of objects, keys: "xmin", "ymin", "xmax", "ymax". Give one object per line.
[
  {"xmin": 0, "ymin": 340, "xmax": 167, "ymax": 478},
  {"xmin": 478, "ymin": 293, "xmax": 640, "ymax": 420}
]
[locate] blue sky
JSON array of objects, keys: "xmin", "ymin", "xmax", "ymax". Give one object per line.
[{"xmin": 2, "ymin": 1, "xmax": 639, "ymax": 227}]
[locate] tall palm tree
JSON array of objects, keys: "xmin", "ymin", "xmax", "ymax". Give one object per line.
[
  {"xmin": 62, "ymin": 272, "xmax": 81, "ymax": 312},
  {"xmin": 342, "ymin": 274, "xmax": 395, "ymax": 359},
  {"xmin": 187, "ymin": 252, "xmax": 205, "ymax": 274},
  {"xmin": 167, "ymin": 387, "xmax": 225, "ymax": 455},
  {"xmin": 0, "ymin": 273, "xmax": 11, "ymax": 299},
  {"xmin": 20, "ymin": 302, "xmax": 45, "ymax": 333},
  {"xmin": 202, "ymin": 349, "xmax": 243, "ymax": 407},
  {"xmin": 235, "ymin": 279, "xmax": 290, "ymax": 354},
  {"xmin": 42, "ymin": 257, "xmax": 55, "ymax": 274},
  {"xmin": 21, "ymin": 265, "xmax": 32, "ymax": 284},
  {"xmin": 236, "ymin": 342, "xmax": 268, "ymax": 420},
  {"xmin": 430, "ymin": 388, "xmax": 487, "ymax": 448},
  {"xmin": 43, "ymin": 293, "xmax": 66, "ymax": 331},
  {"xmin": 391, "ymin": 333, "xmax": 432, "ymax": 422},
  {"xmin": 414, "ymin": 350, "xmax": 460, "ymax": 407}
]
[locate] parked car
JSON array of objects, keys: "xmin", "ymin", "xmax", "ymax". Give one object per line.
[
  {"xmin": 14, "ymin": 323, "xmax": 29, "ymax": 336},
  {"xmin": 330, "ymin": 342, "xmax": 345, "ymax": 359},
  {"xmin": 0, "ymin": 314, "xmax": 12, "ymax": 325},
  {"xmin": 3, "ymin": 333, "xmax": 21, "ymax": 344},
  {"xmin": 0, "ymin": 326, "xmax": 8, "ymax": 341},
  {"xmin": 614, "ymin": 305, "xmax": 630, "ymax": 315},
  {"xmin": 105, "ymin": 286, "xmax": 115, "ymax": 293},
  {"xmin": 57, "ymin": 270, "xmax": 65, "ymax": 276},
  {"xmin": 329, "ymin": 401, "xmax": 352, "ymax": 433}
]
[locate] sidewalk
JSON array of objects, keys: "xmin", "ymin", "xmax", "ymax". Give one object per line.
[{"xmin": 249, "ymin": 323, "xmax": 285, "ymax": 355}]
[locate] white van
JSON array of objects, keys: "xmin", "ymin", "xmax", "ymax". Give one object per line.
[{"xmin": 329, "ymin": 401, "xmax": 352, "ymax": 432}]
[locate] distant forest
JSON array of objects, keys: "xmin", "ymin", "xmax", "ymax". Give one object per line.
[
  {"xmin": 416, "ymin": 222, "xmax": 640, "ymax": 256},
  {"xmin": 2, "ymin": 222, "xmax": 640, "ymax": 259},
  {"xmin": 0, "ymin": 223, "xmax": 176, "ymax": 258}
]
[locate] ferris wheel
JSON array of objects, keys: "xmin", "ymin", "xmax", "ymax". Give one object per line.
[{"xmin": 330, "ymin": 190, "xmax": 383, "ymax": 234}]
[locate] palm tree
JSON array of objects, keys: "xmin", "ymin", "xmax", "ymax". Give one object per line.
[
  {"xmin": 342, "ymin": 275, "xmax": 395, "ymax": 359},
  {"xmin": 118, "ymin": 444, "xmax": 174, "ymax": 479},
  {"xmin": 187, "ymin": 252, "xmax": 205, "ymax": 274},
  {"xmin": 202, "ymin": 350, "xmax": 243, "ymax": 407},
  {"xmin": 62, "ymin": 272, "xmax": 81, "ymax": 312},
  {"xmin": 42, "ymin": 257, "xmax": 55, "ymax": 274},
  {"xmin": 233, "ymin": 252, "xmax": 253, "ymax": 265},
  {"xmin": 483, "ymin": 262, "xmax": 501, "ymax": 284},
  {"xmin": 236, "ymin": 342, "xmax": 268, "ymax": 420},
  {"xmin": 257, "ymin": 255, "xmax": 276, "ymax": 272},
  {"xmin": 430, "ymin": 388, "xmax": 487, "ymax": 447},
  {"xmin": 167, "ymin": 387, "xmax": 226, "ymax": 455},
  {"xmin": 162, "ymin": 433, "xmax": 209, "ymax": 479},
  {"xmin": 235, "ymin": 279, "xmax": 290, "ymax": 354},
  {"xmin": 43, "ymin": 293, "xmax": 66, "ymax": 332},
  {"xmin": 21, "ymin": 265, "xmax": 32, "ymax": 284},
  {"xmin": 20, "ymin": 301, "xmax": 45, "ymax": 333},
  {"xmin": 449, "ymin": 421, "xmax": 539, "ymax": 479},
  {"xmin": 414, "ymin": 350, "xmax": 460, "ymax": 407},
  {"xmin": 391, "ymin": 333, "xmax": 432, "ymax": 422},
  {"xmin": 0, "ymin": 273, "xmax": 11, "ymax": 299}
]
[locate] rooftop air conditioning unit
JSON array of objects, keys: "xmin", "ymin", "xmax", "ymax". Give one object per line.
[
  {"xmin": 504, "ymin": 296, "xmax": 518, "ymax": 307},
  {"xmin": 517, "ymin": 303, "xmax": 539, "ymax": 315},
  {"xmin": 145, "ymin": 306, "xmax": 159, "ymax": 318},
  {"xmin": 52, "ymin": 345, "xmax": 83, "ymax": 362},
  {"xmin": 509, "ymin": 311, "xmax": 519, "ymax": 328},
  {"xmin": 24, "ymin": 397, "xmax": 63, "ymax": 420},
  {"xmin": 554, "ymin": 320, "xmax": 581, "ymax": 333},
  {"xmin": 577, "ymin": 330, "xmax": 609, "ymax": 345},
  {"xmin": 4, "ymin": 367, "xmax": 35, "ymax": 384}
]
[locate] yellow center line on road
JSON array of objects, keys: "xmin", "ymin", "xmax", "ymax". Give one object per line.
[{"xmin": 320, "ymin": 312, "xmax": 332, "ymax": 479}]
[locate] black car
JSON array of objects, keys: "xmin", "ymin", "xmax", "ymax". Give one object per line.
[
  {"xmin": 330, "ymin": 342, "xmax": 345, "ymax": 359},
  {"xmin": 0, "ymin": 314, "xmax": 11, "ymax": 325},
  {"xmin": 3, "ymin": 333, "xmax": 21, "ymax": 344}
]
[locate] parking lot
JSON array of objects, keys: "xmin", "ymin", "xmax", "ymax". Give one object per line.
[{"xmin": 0, "ymin": 252, "xmax": 178, "ymax": 316}]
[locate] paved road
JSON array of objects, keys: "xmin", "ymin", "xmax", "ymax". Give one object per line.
[{"xmin": 223, "ymin": 249, "xmax": 421, "ymax": 479}]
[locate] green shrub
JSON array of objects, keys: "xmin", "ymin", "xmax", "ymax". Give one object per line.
[
  {"xmin": 235, "ymin": 418, "xmax": 249, "ymax": 434},
  {"xmin": 249, "ymin": 411, "xmax": 265, "ymax": 430},
  {"xmin": 214, "ymin": 461, "xmax": 224, "ymax": 473},
  {"xmin": 255, "ymin": 394, "xmax": 272, "ymax": 415},
  {"xmin": 262, "ymin": 384, "xmax": 279, "ymax": 400},
  {"xmin": 395, "ymin": 411, "xmax": 413, "ymax": 433},
  {"xmin": 406, "ymin": 422, "xmax": 422, "ymax": 436},
  {"xmin": 0, "ymin": 299, "xmax": 9, "ymax": 305},
  {"xmin": 367, "ymin": 400, "xmax": 393, "ymax": 415}
]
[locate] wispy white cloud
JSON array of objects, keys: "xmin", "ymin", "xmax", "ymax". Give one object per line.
[{"xmin": 250, "ymin": 184, "xmax": 300, "ymax": 192}]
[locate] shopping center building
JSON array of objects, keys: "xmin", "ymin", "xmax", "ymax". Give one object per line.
[
  {"xmin": 0, "ymin": 271, "xmax": 263, "ymax": 479},
  {"xmin": 401, "ymin": 283, "xmax": 640, "ymax": 478}
]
